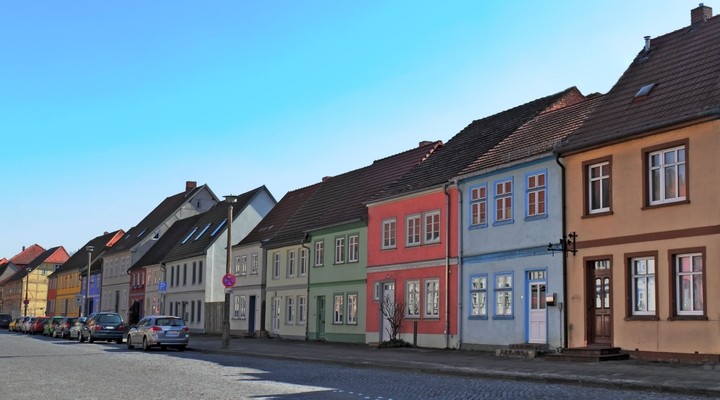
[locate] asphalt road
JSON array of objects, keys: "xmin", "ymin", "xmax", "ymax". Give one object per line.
[{"xmin": 0, "ymin": 331, "xmax": 711, "ymax": 400}]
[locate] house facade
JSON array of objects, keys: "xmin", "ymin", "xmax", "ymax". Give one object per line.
[
  {"xmin": 558, "ymin": 4, "xmax": 720, "ymax": 360},
  {"xmin": 3, "ymin": 246, "xmax": 69, "ymax": 317},
  {"xmin": 100, "ymin": 181, "xmax": 216, "ymax": 321},
  {"xmin": 162, "ymin": 186, "xmax": 275, "ymax": 334}
]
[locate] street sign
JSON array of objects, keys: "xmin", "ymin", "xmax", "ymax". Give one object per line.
[
  {"xmin": 222, "ymin": 274, "xmax": 236, "ymax": 288},
  {"xmin": 158, "ymin": 281, "xmax": 167, "ymax": 292},
  {"xmin": 23, "ymin": 299, "xmax": 29, "ymax": 305},
  {"xmin": 75, "ymin": 294, "xmax": 83, "ymax": 306}
]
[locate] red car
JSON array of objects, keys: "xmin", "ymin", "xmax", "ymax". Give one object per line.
[{"xmin": 28, "ymin": 317, "xmax": 48, "ymax": 334}]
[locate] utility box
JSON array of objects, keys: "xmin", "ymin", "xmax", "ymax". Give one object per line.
[{"xmin": 545, "ymin": 292, "xmax": 556, "ymax": 307}]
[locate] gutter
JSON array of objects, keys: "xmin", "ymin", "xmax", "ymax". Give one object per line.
[
  {"xmin": 301, "ymin": 232, "xmax": 312, "ymax": 341},
  {"xmin": 555, "ymin": 154, "xmax": 569, "ymax": 349},
  {"xmin": 443, "ymin": 182, "xmax": 451, "ymax": 349},
  {"xmin": 454, "ymin": 178, "xmax": 463, "ymax": 350}
]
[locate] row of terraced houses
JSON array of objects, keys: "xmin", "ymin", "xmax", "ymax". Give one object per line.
[{"xmin": 2, "ymin": 5, "xmax": 719, "ymax": 361}]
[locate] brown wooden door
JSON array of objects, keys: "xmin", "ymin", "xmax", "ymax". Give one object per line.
[{"xmin": 589, "ymin": 260, "xmax": 612, "ymax": 345}]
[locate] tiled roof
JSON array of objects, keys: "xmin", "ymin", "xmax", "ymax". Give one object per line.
[
  {"xmin": 129, "ymin": 215, "xmax": 200, "ymax": 271},
  {"xmin": 237, "ymin": 182, "xmax": 324, "ymax": 247},
  {"xmin": 6, "ymin": 246, "xmax": 66, "ymax": 282},
  {"xmin": 265, "ymin": 141, "xmax": 442, "ymax": 249},
  {"xmin": 161, "ymin": 186, "xmax": 269, "ymax": 263},
  {"xmin": 8, "ymin": 244, "xmax": 46, "ymax": 266},
  {"xmin": 106, "ymin": 185, "xmax": 209, "ymax": 255},
  {"xmin": 51, "ymin": 230, "xmax": 125, "ymax": 276},
  {"xmin": 377, "ymin": 88, "xmax": 584, "ymax": 199},
  {"xmin": 558, "ymin": 12, "xmax": 720, "ymax": 154},
  {"xmin": 460, "ymin": 94, "xmax": 603, "ymax": 176}
]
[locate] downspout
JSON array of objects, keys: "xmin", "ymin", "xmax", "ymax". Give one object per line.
[
  {"xmin": 301, "ymin": 232, "xmax": 312, "ymax": 341},
  {"xmin": 443, "ymin": 182, "xmax": 451, "ymax": 349},
  {"xmin": 556, "ymin": 154, "xmax": 569, "ymax": 349},
  {"xmin": 455, "ymin": 178, "xmax": 464, "ymax": 350}
]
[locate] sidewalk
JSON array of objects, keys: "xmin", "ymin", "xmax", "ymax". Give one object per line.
[{"xmin": 187, "ymin": 335, "xmax": 720, "ymax": 397}]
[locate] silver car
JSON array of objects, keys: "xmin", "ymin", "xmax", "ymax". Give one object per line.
[
  {"xmin": 69, "ymin": 317, "xmax": 87, "ymax": 340},
  {"xmin": 126, "ymin": 315, "xmax": 189, "ymax": 351}
]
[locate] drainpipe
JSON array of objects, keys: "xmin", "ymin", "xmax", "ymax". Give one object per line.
[
  {"xmin": 301, "ymin": 232, "xmax": 312, "ymax": 341},
  {"xmin": 556, "ymin": 154, "xmax": 569, "ymax": 349},
  {"xmin": 454, "ymin": 178, "xmax": 464, "ymax": 350},
  {"xmin": 443, "ymin": 182, "xmax": 451, "ymax": 349}
]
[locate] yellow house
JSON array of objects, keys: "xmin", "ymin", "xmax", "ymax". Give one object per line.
[
  {"xmin": 3, "ymin": 246, "xmax": 69, "ymax": 317},
  {"xmin": 558, "ymin": 4, "xmax": 720, "ymax": 361}
]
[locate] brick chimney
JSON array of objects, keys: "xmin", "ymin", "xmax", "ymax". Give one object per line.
[
  {"xmin": 691, "ymin": 3, "xmax": 712, "ymax": 24},
  {"xmin": 185, "ymin": 181, "xmax": 197, "ymax": 192}
]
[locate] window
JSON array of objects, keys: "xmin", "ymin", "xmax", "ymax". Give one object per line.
[
  {"xmin": 348, "ymin": 235, "xmax": 359, "ymax": 263},
  {"xmin": 198, "ymin": 261, "xmax": 203, "ymax": 284},
  {"xmin": 181, "ymin": 227, "xmax": 198, "ymax": 244},
  {"xmin": 195, "ymin": 223, "xmax": 211, "ymax": 240},
  {"xmin": 250, "ymin": 253, "xmax": 259, "ymax": 275},
  {"xmin": 424, "ymin": 211, "xmax": 440, "ymax": 243},
  {"xmin": 406, "ymin": 281, "xmax": 420, "ymax": 317},
  {"xmin": 272, "ymin": 253, "xmax": 281, "ymax": 279},
  {"xmin": 240, "ymin": 296, "xmax": 246, "ymax": 319},
  {"xmin": 630, "ymin": 257, "xmax": 656, "ymax": 316},
  {"xmin": 197, "ymin": 300, "xmax": 202, "ymax": 322},
  {"xmin": 424, "ymin": 279, "xmax": 439, "ymax": 318},
  {"xmin": 470, "ymin": 185, "xmax": 488, "ymax": 226},
  {"xmin": 233, "ymin": 256, "xmax": 242, "ymax": 275},
  {"xmin": 334, "ymin": 237, "xmax": 345, "ymax": 264},
  {"xmin": 406, "ymin": 214, "xmax": 421, "ymax": 246},
  {"xmin": 333, "ymin": 294, "xmax": 344, "ymax": 324},
  {"xmin": 674, "ymin": 252, "xmax": 704, "ymax": 316},
  {"xmin": 526, "ymin": 171, "xmax": 547, "ymax": 218},
  {"xmin": 285, "ymin": 297, "xmax": 294, "ymax": 324},
  {"xmin": 191, "ymin": 302, "xmax": 195, "ymax": 323},
  {"xmin": 233, "ymin": 295, "xmax": 240, "ymax": 318},
  {"xmin": 299, "ymin": 249, "xmax": 308, "ymax": 276},
  {"xmin": 298, "ymin": 296, "xmax": 306, "ymax": 324},
  {"xmin": 210, "ymin": 219, "xmax": 227, "ymax": 236},
  {"xmin": 183, "ymin": 264, "xmax": 187, "ymax": 286},
  {"xmin": 494, "ymin": 179, "xmax": 513, "ymax": 223},
  {"xmin": 494, "ymin": 273, "xmax": 513, "ymax": 317},
  {"xmin": 314, "ymin": 241, "xmax": 324, "ymax": 266},
  {"xmin": 346, "ymin": 293, "xmax": 358, "ymax": 324},
  {"xmin": 585, "ymin": 158, "xmax": 611, "ymax": 214},
  {"xmin": 470, "ymin": 275, "xmax": 487, "ymax": 318},
  {"xmin": 240, "ymin": 255, "xmax": 248, "ymax": 276},
  {"xmin": 287, "ymin": 250, "xmax": 296, "ymax": 277},
  {"xmin": 382, "ymin": 218, "xmax": 396, "ymax": 249},
  {"xmin": 648, "ymin": 145, "xmax": 686, "ymax": 205},
  {"xmin": 192, "ymin": 262, "xmax": 197, "ymax": 284}
]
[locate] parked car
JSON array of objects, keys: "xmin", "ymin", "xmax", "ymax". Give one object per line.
[
  {"xmin": 53, "ymin": 317, "xmax": 77, "ymax": 338},
  {"xmin": 29, "ymin": 317, "xmax": 47, "ymax": 334},
  {"xmin": 8, "ymin": 318, "xmax": 22, "ymax": 332},
  {"xmin": 43, "ymin": 316, "xmax": 65, "ymax": 336},
  {"xmin": 0, "ymin": 313, "xmax": 12, "ymax": 329},
  {"xmin": 127, "ymin": 315, "xmax": 189, "ymax": 351},
  {"xmin": 80, "ymin": 312, "xmax": 126, "ymax": 344},
  {"xmin": 69, "ymin": 317, "xmax": 87, "ymax": 340},
  {"xmin": 21, "ymin": 317, "xmax": 36, "ymax": 333}
]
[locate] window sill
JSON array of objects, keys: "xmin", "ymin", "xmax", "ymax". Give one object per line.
[
  {"xmin": 492, "ymin": 315, "xmax": 514, "ymax": 320},
  {"xmin": 492, "ymin": 220, "xmax": 514, "ymax": 227},
  {"xmin": 583, "ymin": 210, "xmax": 613, "ymax": 219},
  {"xmin": 668, "ymin": 314, "xmax": 707, "ymax": 321},
  {"xmin": 642, "ymin": 199, "xmax": 690, "ymax": 210},
  {"xmin": 469, "ymin": 315, "xmax": 488, "ymax": 320},
  {"xmin": 469, "ymin": 224, "xmax": 488, "ymax": 230},
  {"xmin": 624, "ymin": 315, "xmax": 659, "ymax": 321},
  {"xmin": 525, "ymin": 214, "xmax": 548, "ymax": 222}
]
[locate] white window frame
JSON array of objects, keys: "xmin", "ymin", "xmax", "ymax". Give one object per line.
[
  {"xmin": 631, "ymin": 257, "xmax": 656, "ymax": 315},
  {"xmin": 239, "ymin": 295, "xmax": 247, "ymax": 319},
  {"xmin": 333, "ymin": 294, "xmax": 344, "ymax": 324},
  {"xmin": 649, "ymin": 145, "xmax": 686, "ymax": 205},
  {"xmin": 233, "ymin": 295, "xmax": 240, "ymax": 318},
  {"xmin": 470, "ymin": 275, "xmax": 487, "ymax": 318},
  {"xmin": 424, "ymin": 279, "xmax": 440, "ymax": 318},
  {"xmin": 406, "ymin": 281, "xmax": 420, "ymax": 318},
  {"xmin": 406, "ymin": 214, "xmax": 421, "ymax": 246},
  {"xmin": 335, "ymin": 237, "xmax": 345, "ymax": 264},
  {"xmin": 494, "ymin": 273, "xmax": 513, "ymax": 317},
  {"xmin": 588, "ymin": 161, "xmax": 610, "ymax": 214},
  {"xmin": 233, "ymin": 256, "xmax": 241, "ymax": 275},
  {"xmin": 470, "ymin": 185, "xmax": 488, "ymax": 227},
  {"xmin": 346, "ymin": 293, "xmax": 358, "ymax": 325},
  {"xmin": 250, "ymin": 253, "xmax": 258, "ymax": 275},
  {"xmin": 424, "ymin": 211, "xmax": 440, "ymax": 243},
  {"xmin": 382, "ymin": 218, "xmax": 396, "ymax": 249},
  {"xmin": 240, "ymin": 255, "xmax": 248, "ymax": 276},
  {"xmin": 286, "ymin": 297, "xmax": 295, "ymax": 324},
  {"xmin": 348, "ymin": 235, "xmax": 359, "ymax": 263},
  {"xmin": 298, "ymin": 295, "xmax": 306, "ymax": 324},
  {"xmin": 272, "ymin": 253, "xmax": 281, "ymax": 279},
  {"xmin": 675, "ymin": 252, "xmax": 703, "ymax": 316},
  {"xmin": 314, "ymin": 240, "xmax": 324, "ymax": 267},
  {"xmin": 526, "ymin": 170, "xmax": 547, "ymax": 218},
  {"xmin": 494, "ymin": 179, "xmax": 513, "ymax": 223},
  {"xmin": 299, "ymin": 248, "xmax": 308, "ymax": 276},
  {"xmin": 287, "ymin": 250, "xmax": 296, "ymax": 277}
]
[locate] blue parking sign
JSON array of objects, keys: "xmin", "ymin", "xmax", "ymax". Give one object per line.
[{"xmin": 158, "ymin": 281, "xmax": 167, "ymax": 292}]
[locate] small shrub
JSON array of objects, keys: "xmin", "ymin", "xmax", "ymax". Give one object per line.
[{"xmin": 378, "ymin": 338, "xmax": 413, "ymax": 348}]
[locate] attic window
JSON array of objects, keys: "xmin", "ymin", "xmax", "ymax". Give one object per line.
[
  {"xmin": 634, "ymin": 83, "xmax": 656, "ymax": 98},
  {"xmin": 181, "ymin": 227, "xmax": 199, "ymax": 244},
  {"xmin": 210, "ymin": 219, "xmax": 227, "ymax": 236},
  {"xmin": 152, "ymin": 231, "xmax": 160, "ymax": 240},
  {"xmin": 136, "ymin": 228, "xmax": 147, "ymax": 238},
  {"xmin": 194, "ymin": 223, "xmax": 212, "ymax": 240}
]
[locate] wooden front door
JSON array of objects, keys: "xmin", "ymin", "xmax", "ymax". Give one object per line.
[
  {"xmin": 588, "ymin": 260, "xmax": 612, "ymax": 345},
  {"xmin": 316, "ymin": 296, "xmax": 326, "ymax": 338},
  {"xmin": 248, "ymin": 296, "xmax": 256, "ymax": 334}
]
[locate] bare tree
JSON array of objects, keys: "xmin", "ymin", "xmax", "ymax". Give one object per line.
[{"xmin": 380, "ymin": 295, "xmax": 405, "ymax": 342}]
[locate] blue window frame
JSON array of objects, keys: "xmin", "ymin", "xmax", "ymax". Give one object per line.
[
  {"xmin": 469, "ymin": 274, "xmax": 488, "ymax": 319},
  {"xmin": 469, "ymin": 184, "xmax": 488, "ymax": 228},
  {"xmin": 493, "ymin": 178, "xmax": 514, "ymax": 226},
  {"xmin": 525, "ymin": 169, "xmax": 548, "ymax": 221}
]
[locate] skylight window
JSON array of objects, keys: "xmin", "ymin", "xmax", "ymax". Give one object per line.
[
  {"xmin": 136, "ymin": 228, "xmax": 147, "ymax": 238},
  {"xmin": 210, "ymin": 219, "xmax": 227, "ymax": 236},
  {"xmin": 181, "ymin": 227, "xmax": 198, "ymax": 244},
  {"xmin": 635, "ymin": 83, "xmax": 656, "ymax": 98},
  {"xmin": 195, "ymin": 223, "xmax": 212, "ymax": 240}
]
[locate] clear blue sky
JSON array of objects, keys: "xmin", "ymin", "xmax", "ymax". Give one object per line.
[{"xmin": 0, "ymin": 1, "xmax": 701, "ymax": 258}]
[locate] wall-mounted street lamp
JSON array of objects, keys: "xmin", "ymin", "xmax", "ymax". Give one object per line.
[
  {"xmin": 548, "ymin": 232, "xmax": 578, "ymax": 255},
  {"xmin": 221, "ymin": 195, "xmax": 238, "ymax": 350},
  {"xmin": 84, "ymin": 246, "xmax": 94, "ymax": 317},
  {"xmin": 23, "ymin": 267, "xmax": 32, "ymax": 317}
]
